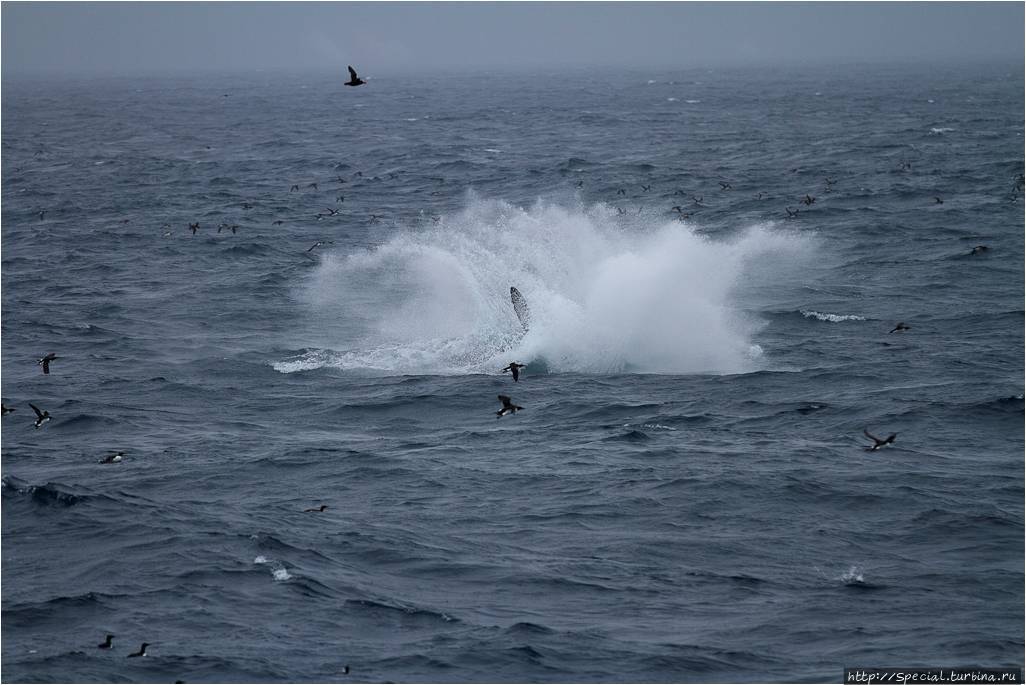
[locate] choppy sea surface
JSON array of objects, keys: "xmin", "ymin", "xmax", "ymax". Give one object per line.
[{"xmin": 2, "ymin": 64, "xmax": 1023, "ymax": 683}]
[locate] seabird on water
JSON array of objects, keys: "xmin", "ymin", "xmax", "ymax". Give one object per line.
[
  {"xmin": 127, "ymin": 643, "xmax": 149, "ymax": 658},
  {"xmin": 863, "ymin": 429, "xmax": 897, "ymax": 451},
  {"xmin": 934, "ymin": 196, "xmax": 944, "ymax": 204},
  {"xmin": 719, "ymin": 181, "xmax": 732, "ymax": 190},
  {"xmin": 801, "ymin": 194, "xmax": 816, "ymax": 206},
  {"xmin": 970, "ymin": 245, "xmax": 989, "ymax": 255},
  {"xmin": 189, "ymin": 222, "xmax": 200, "ymax": 235},
  {"xmin": 29, "ymin": 403, "xmax": 51, "ymax": 429},
  {"xmin": 641, "ymin": 184, "xmax": 652, "ymax": 192},
  {"xmin": 502, "ymin": 362, "xmax": 526, "ymax": 382},
  {"xmin": 37, "ymin": 352, "xmax": 58, "ymax": 374},
  {"xmin": 496, "ymin": 395, "xmax": 523, "ymax": 418},
  {"xmin": 304, "ymin": 505, "xmax": 328, "ymax": 512},
  {"xmin": 889, "ymin": 322, "xmax": 911, "ymax": 333},
  {"xmin": 2, "ymin": 403, "xmax": 15, "ymax": 415},
  {"xmin": 344, "ymin": 65, "xmax": 367, "ymax": 87},
  {"xmin": 99, "ymin": 452, "xmax": 124, "ymax": 464},
  {"xmin": 98, "ymin": 634, "xmax": 115, "ymax": 650}
]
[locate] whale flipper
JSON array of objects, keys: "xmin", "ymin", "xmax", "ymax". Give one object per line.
[{"xmin": 510, "ymin": 287, "xmax": 530, "ymax": 331}]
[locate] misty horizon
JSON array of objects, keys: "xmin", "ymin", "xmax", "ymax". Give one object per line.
[{"xmin": 2, "ymin": 2, "xmax": 1023, "ymax": 80}]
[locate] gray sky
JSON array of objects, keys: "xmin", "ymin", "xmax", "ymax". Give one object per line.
[{"xmin": 2, "ymin": 2, "xmax": 1023, "ymax": 77}]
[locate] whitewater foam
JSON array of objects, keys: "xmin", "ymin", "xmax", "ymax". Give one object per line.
[
  {"xmin": 801, "ymin": 310, "xmax": 867, "ymax": 323},
  {"xmin": 283, "ymin": 197, "xmax": 815, "ymax": 376}
]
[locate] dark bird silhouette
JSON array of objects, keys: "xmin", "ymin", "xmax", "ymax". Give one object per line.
[
  {"xmin": 290, "ymin": 184, "xmax": 300, "ymax": 192},
  {"xmin": 29, "ymin": 403, "xmax": 50, "ymax": 429},
  {"xmin": 342, "ymin": 665, "xmax": 350, "ymax": 675},
  {"xmin": 863, "ymin": 429, "xmax": 897, "ymax": 452},
  {"xmin": 127, "ymin": 643, "xmax": 149, "ymax": 658},
  {"xmin": 189, "ymin": 222, "xmax": 200, "ymax": 235},
  {"xmin": 2, "ymin": 403, "xmax": 15, "ymax": 415},
  {"xmin": 37, "ymin": 352, "xmax": 58, "ymax": 374},
  {"xmin": 496, "ymin": 395, "xmax": 523, "ymax": 418},
  {"xmin": 502, "ymin": 362, "xmax": 526, "ymax": 382},
  {"xmin": 933, "ymin": 196, "xmax": 944, "ymax": 204},
  {"xmin": 98, "ymin": 634, "xmax": 115, "ymax": 650},
  {"xmin": 336, "ymin": 195, "xmax": 345, "ymax": 203},
  {"xmin": 99, "ymin": 452, "xmax": 124, "ymax": 464},
  {"xmin": 575, "ymin": 180, "xmax": 584, "ymax": 188},
  {"xmin": 889, "ymin": 322, "xmax": 911, "ymax": 333},
  {"xmin": 307, "ymin": 241, "xmax": 334, "ymax": 252},
  {"xmin": 344, "ymin": 65, "xmax": 367, "ymax": 87},
  {"xmin": 970, "ymin": 245, "xmax": 990, "ymax": 255},
  {"xmin": 641, "ymin": 184, "xmax": 651, "ymax": 192},
  {"xmin": 616, "ymin": 188, "xmax": 626, "ymax": 196},
  {"xmin": 785, "ymin": 207, "xmax": 799, "ymax": 218},
  {"xmin": 304, "ymin": 505, "xmax": 328, "ymax": 513},
  {"xmin": 38, "ymin": 210, "xmax": 46, "ymax": 220},
  {"xmin": 307, "ymin": 182, "xmax": 318, "ymax": 190},
  {"xmin": 719, "ymin": 181, "xmax": 732, "ymax": 190},
  {"xmin": 801, "ymin": 194, "xmax": 816, "ymax": 206}
]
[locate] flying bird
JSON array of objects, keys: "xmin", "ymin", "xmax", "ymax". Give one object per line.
[
  {"xmin": 304, "ymin": 505, "xmax": 328, "ymax": 513},
  {"xmin": 889, "ymin": 322, "xmax": 911, "ymax": 333},
  {"xmin": 863, "ymin": 429, "xmax": 897, "ymax": 452},
  {"xmin": 502, "ymin": 362, "xmax": 526, "ymax": 382},
  {"xmin": 344, "ymin": 65, "xmax": 367, "ymax": 87},
  {"xmin": 307, "ymin": 240, "xmax": 334, "ymax": 252},
  {"xmin": 29, "ymin": 403, "xmax": 50, "ymax": 429},
  {"xmin": 2, "ymin": 403, "xmax": 15, "ymax": 416},
  {"xmin": 496, "ymin": 395, "xmax": 523, "ymax": 418},
  {"xmin": 37, "ymin": 353, "xmax": 58, "ymax": 374}
]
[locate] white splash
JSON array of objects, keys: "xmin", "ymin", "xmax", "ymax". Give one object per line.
[
  {"xmin": 282, "ymin": 196, "xmax": 815, "ymax": 376},
  {"xmin": 801, "ymin": 310, "xmax": 866, "ymax": 323}
]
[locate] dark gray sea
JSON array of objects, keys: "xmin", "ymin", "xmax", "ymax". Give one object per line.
[{"xmin": 2, "ymin": 63, "xmax": 1024, "ymax": 683}]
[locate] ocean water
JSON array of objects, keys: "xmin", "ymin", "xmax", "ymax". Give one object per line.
[{"xmin": 1, "ymin": 64, "xmax": 1023, "ymax": 683}]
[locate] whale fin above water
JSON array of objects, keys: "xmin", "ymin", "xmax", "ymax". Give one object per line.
[{"xmin": 510, "ymin": 287, "xmax": 530, "ymax": 331}]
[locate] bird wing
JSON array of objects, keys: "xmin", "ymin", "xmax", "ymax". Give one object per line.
[
  {"xmin": 29, "ymin": 403, "xmax": 44, "ymax": 419},
  {"xmin": 348, "ymin": 65, "xmax": 359, "ymax": 80},
  {"xmin": 863, "ymin": 429, "xmax": 881, "ymax": 443},
  {"xmin": 498, "ymin": 395, "xmax": 512, "ymax": 407}
]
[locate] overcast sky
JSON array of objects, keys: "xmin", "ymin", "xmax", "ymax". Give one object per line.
[{"xmin": 2, "ymin": 2, "xmax": 1023, "ymax": 78}]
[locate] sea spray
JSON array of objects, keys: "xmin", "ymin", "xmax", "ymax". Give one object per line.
[{"xmin": 282, "ymin": 197, "xmax": 815, "ymax": 375}]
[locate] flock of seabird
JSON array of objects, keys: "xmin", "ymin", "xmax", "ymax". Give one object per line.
[{"xmin": 7, "ymin": 62, "xmax": 1022, "ymax": 674}]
